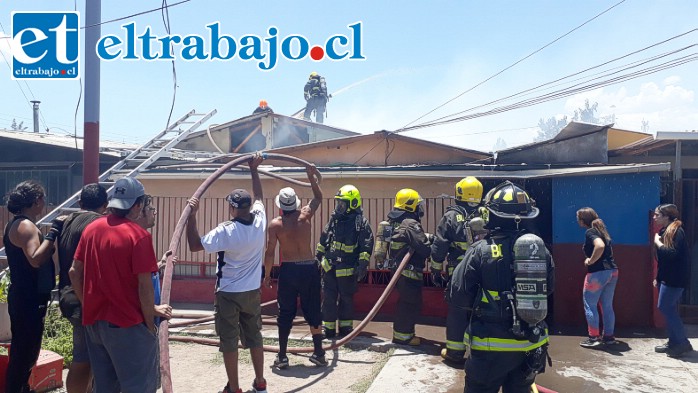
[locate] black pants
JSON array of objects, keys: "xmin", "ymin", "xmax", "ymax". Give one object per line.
[
  {"xmin": 445, "ymin": 299, "xmax": 468, "ymax": 356},
  {"xmin": 393, "ymin": 275, "xmax": 422, "ymax": 339},
  {"xmin": 5, "ymin": 291, "xmax": 50, "ymax": 393},
  {"xmin": 303, "ymin": 97, "xmax": 327, "ymax": 123},
  {"xmin": 321, "ymin": 268, "xmax": 357, "ymax": 331},
  {"xmin": 464, "ymin": 350, "xmax": 536, "ymax": 393},
  {"xmin": 277, "ymin": 262, "xmax": 322, "ymax": 330}
]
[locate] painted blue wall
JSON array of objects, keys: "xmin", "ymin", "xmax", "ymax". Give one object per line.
[{"xmin": 553, "ymin": 173, "xmax": 660, "ymax": 245}]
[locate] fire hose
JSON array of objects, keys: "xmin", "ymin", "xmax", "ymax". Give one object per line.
[{"xmin": 169, "ymin": 249, "xmax": 414, "ymax": 354}]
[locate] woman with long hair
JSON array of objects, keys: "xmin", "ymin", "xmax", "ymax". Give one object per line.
[
  {"xmin": 3, "ymin": 181, "xmax": 58, "ymax": 393},
  {"xmin": 576, "ymin": 207, "xmax": 619, "ymax": 348},
  {"xmin": 653, "ymin": 204, "xmax": 693, "ymax": 358}
]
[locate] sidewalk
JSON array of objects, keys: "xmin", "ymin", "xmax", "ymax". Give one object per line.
[{"xmin": 165, "ymin": 304, "xmax": 698, "ymax": 393}]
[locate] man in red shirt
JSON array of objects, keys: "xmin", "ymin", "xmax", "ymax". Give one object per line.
[{"xmin": 70, "ymin": 177, "xmax": 172, "ymax": 393}]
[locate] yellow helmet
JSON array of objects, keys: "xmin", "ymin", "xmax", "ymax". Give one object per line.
[
  {"xmin": 455, "ymin": 176, "xmax": 483, "ymax": 203},
  {"xmin": 394, "ymin": 188, "xmax": 422, "ymax": 213},
  {"xmin": 335, "ymin": 184, "xmax": 361, "ymax": 211},
  {"xmin": 309, "ymin": 71, "xmax": 318, "ymax": 79}
]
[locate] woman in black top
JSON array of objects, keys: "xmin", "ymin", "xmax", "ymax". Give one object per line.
[
  {"xmin": 2, "ymin": 181, "xmax": 58, "ymax": 393},
  {"xmin": 576, "ymin": 207, "xmax": 619, "ymax": 348},
  {"xmin": 653, "ymin": 204, "xmax": 693, "ymax": 358}
]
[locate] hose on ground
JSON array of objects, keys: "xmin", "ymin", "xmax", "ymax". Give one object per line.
[{"xmin": 169, "ymin": 250, "xmax": 414, "ymax": 354}]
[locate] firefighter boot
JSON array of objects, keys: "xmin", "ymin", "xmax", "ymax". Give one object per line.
[
  {"xmin": 338, "ymin": 326, "xmax": 353, "ymax": 337},
  {"xmin": 324, "ymin": 327, "xmax": 336, "ymax": 339}
]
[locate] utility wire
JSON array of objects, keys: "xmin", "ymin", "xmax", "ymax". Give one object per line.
[
  {"xmin": 400, "ymin": 52, "xmax": 697, "ymax": 132},
  {"xmin": 402, "ymin": 29, "xmax": 698, "ymax": 130},
  {"xmin": 161, "ymin": 0, "xmax": 178, "ymax": 131},
  {"xmin": 398, "ymin": 0, "xmax": 628, "ymax": 131},
  {"xmin": 81, "ymin": 0, "xmax": 191, "ymax": 30}
]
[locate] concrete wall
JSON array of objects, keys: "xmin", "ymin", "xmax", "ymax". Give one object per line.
[{"xmin": 552, "ymin": 173, "xmax": 660, "ymax": 327}]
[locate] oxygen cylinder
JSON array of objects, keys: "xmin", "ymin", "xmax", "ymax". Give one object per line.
[
  {"xmin": 373, "ymin": 220, "xmax": 391, "ymax": 269},
  {"xmin": 512, "ymin": 233, "xmax": 548, "ymax": 326}
]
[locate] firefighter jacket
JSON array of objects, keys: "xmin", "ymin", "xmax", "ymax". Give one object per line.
[
  {"xmin": 448, "ymin": 230, "xmax": 555, "ymax": 352},
  {"xmin": 304, "ymin": 76, "xmax": 328, "ymax": 101},
  {"xmin": 316, "ymin": 211, "xmax": 374, "ymax": 277},
  {"xmin": 387, "ymin": 209, "xmax": 431, "ymax": 281},
  {"xmin": 430, "ymin": 204, "xmax": 479, "ymax": 275}
]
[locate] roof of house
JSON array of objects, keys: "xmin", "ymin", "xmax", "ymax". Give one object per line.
[{"xmin": 0, "ymin": 129, "xmax": 138, "ymax": 157}]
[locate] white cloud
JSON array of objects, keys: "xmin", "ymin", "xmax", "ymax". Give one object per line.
[
  {"xmin": 564, "ymin": 80, "xmax": 697, "ymax": 132},
  {"xmin": 663, "ymin": 76, "xmax": 681, "ymax": 86}
]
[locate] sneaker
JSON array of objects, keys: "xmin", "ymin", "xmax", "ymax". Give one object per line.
[
  {"xmin": 252, "ymin": 378, "xmax": 268, "ymax": 393},
  {"xmin": 440, "ymin": 348, "xmax": 465, "ymax": 364},
  {"xmin": 602, "ymin": 336, "xmax": 619, "ymax": 345},
  {"xmin": 580, "ymin": 337, "xmax": 602, "ymax": 348},
  {"xmin": 220, "ymin": 384, "xmax": 242, "ymax": 393},
  {"xmin": 338, "ymin": 327, "xmax": 353, "ymax": 337},
  {"xmin": 655, "ymin": 342, "xmax": 670, "ymax": 353},
  {"xmin": 274, "ymin": 354, "xmax": 289, "ymax": 369},
  {"xmin": 667, "ymin": 341, "xmax": 694, "ymax": 358},
  {"xmin": 392, "ymin": 336, "xmax": 421, "ymax": 346},
  {"xmin": 309, "ymin": 352, "xmax": 328, "ymax": 367}
]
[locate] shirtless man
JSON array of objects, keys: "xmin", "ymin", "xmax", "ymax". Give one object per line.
[{"xmin": 264, "ymin": 165, "xmax": 327, "ymax": 368}]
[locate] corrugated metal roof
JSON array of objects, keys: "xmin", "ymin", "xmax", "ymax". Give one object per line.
[{"xmin": 0, "ymin": 129, "xmax": 138, "ymax": 157}]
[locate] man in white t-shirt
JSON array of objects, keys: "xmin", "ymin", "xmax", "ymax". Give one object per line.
[{"xmin": 186, "ymin": 155, "xmax": 268, "ymax": 393}]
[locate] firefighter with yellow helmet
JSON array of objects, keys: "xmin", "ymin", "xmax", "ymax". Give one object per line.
[
  {"xmin": 449, "ymin": 181, "xmax": 554, "ymax": 392},
  {"xmin": 316, "ymin": 185, "xmax": 374, "ymax": 338},
  {"xmin": 375, "ymin": 188, "xmax": 432, "ymax": 345},
  {"xmin": 303, "ymin": 72, "xmax": 329, "ymax": 123},
  {"xmin": 431, "ymin": 176, "xmax": 486, "ymax": 363}
]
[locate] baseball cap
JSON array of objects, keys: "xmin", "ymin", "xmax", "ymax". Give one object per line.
[
  {"xmin": 226, "ymin": 189, "xmax": 252, "ymax": 209},
  {"xmin": 107, "ymin": 177, "xmax": 145, "ymax": 210},
  {"xmin": 275, "ymin": 187, "xmax": 301, "ymax": 212}
]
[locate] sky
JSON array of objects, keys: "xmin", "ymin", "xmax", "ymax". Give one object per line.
[{"xmin": 0, "ymin": 0, "xmax": 696, "ymax": 153}]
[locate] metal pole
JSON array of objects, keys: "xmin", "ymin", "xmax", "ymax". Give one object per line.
[
  {"xmin": 30, "ymin": 100, "xmax": 40, "ymax": 133},
  {"xmin": 83, "ymin": 0, "xmax": 101, "ymax": 185}
]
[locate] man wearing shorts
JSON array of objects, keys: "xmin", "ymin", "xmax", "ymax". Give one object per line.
[
  {"xmin": 186, "ymin": 155, "xmax": 268, "ymax": 393},
  {"xmin": 264, "ymin": 164, "xmax": 327, "ymax": 368},
  {"xmin": 56, "ymin": 184, "xmax": 107, "ymax": 393}
]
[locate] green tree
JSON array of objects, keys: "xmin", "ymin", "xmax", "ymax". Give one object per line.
[{"xmin": 535, "ymin": 115, "xmax": 568, "ymax": 141}]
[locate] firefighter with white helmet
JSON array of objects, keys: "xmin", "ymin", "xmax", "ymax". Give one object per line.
[
  {"xmin": 449, "ymin": 181, "xmax": 555, "ymax": 392},
  {"xmin": 316, "ymin": 185, "xmax": 374, "ymax": 338},
  {"xmin": 431, "ymin": 176, "xmax": 486, "ymax": 363}
]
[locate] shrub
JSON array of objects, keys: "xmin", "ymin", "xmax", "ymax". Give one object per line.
[{"xmin": 42, "ymin": 304, "xmax": 74, "ymax": 367}]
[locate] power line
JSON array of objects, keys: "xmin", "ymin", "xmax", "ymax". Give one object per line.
[
  {"xmin": 399, "ymin": 52, "xmax": 697, "ymax": 132},
  {"xmin": 81, "ymin": 0, "xmax": 191, "ymax": 30},
  {"xmin": 398, "ymin": 0, "xmax": 628, "ymax": 131},
  {"xmin": 161, "ymin": 0, "xmax": 178, "ymax": 131},
  {"xmin": 405, "ymin": 29, "xmax": 698, "ymax": 129}
]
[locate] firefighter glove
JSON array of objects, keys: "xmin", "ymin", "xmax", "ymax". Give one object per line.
[
  {"xmin": 431, "ymin": 269, "xmax": 448, "ymax": 287},
  {"xmin": 356, "ymin": 261, "xmax": 368, "ymax": 282}
]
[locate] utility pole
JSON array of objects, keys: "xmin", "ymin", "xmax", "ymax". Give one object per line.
[
  {"xmin": 30, "ymin": 100, "xmax": 40, "ymax": 133},
  {"xmin": 83, "ymin": 0, "xmax": 101, "ymax": 185}
]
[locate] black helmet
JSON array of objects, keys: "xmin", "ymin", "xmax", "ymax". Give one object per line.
[{"xmin": 485, "ymin": 181, "xmax": 539, "ymax": 220}]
